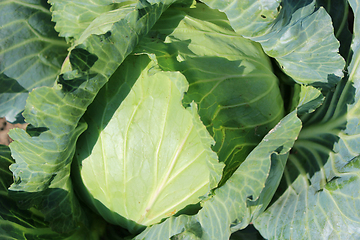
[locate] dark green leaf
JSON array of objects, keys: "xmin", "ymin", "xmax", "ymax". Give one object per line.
[{"xmin": 0, "ymin": 0, "xmax": 69, "ymax": 121}]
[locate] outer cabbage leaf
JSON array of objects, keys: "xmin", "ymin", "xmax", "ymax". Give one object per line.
[
  {"xmin": 8, "ymin": 0, "xmax": 176, "ymax": 234},
  {"xmin": 132, "ymin": 7, "xmax": 333, "ymax": 236},
  {"xmin": 0, "ymin": 145, "xmax": 108, "ymax": 240},
  {"xmin": 135, "ymin": 109, "xmax": 303, "ymax": 240},
  {"xmin": 136, "ymin": 3, "xmax": 285, "ymax": 183},
  {"xmin": 134, "ymin": 82, "xmax": 327, "ymax": 240},
  {"xmin": 197, "ymin": 0, "xmax": 281, "ymax": 38},
  {"xmin": 253, "ymin": 1, "xmax": 360, "ymax": 238},
  {"xmin": 0, "ymin": 0, "xmax": 69, "ymax": 121},
  {"xmin": 316, "ymin": 0, "xmax": 353, "ymax": 61},
  {"xmin": 49, "ymin": 0, "xmax": 137, "ymax": 42},
  {"xmin": 202, "ymin": 0, "xmax": 345, "ymax": 87},
  {"xmin": 73, "ymin": 54, "xmax": 223, "ymax": 234},
  {"xmin": 254, "ymin": 80, "xmax": 360, "ymax": 239},
  {"xmin": 247, "ymin": 85, "xmax": 325, "ymax": 221}
]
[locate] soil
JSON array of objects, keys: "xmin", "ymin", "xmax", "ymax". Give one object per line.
[{"xmin": 0, "ymin": 117, "xmax": 28, "ymax": 146}]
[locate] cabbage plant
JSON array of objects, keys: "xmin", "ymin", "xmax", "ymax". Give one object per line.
[{"xmin": 0, "ymin": 0, "xmax": 359, "ymax": 239}]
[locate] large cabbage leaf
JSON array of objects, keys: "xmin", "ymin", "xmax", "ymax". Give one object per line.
[
  {"xmin": 0, "ymin": 0, "xmax": 69, "ymax": 122},
  {"xmin": 253, "ymin": 0, "xmax": 360, "ymax": 239},
  {"xmin": 202, "ymin": 0, "xmax": 345, "ymax": 87},
  {"xmin": 8, "ymin": 0, "xmax": 177, "ymax": 234},
  {"xmin": 73, "ymin": 54, "xmax": 223, "ymax": 233},
  {"xmin": 134, "ymin": 77, "xmax": 326, "ymax": 240},
  {"xmin": 134, "ymin": 105, "xmax": 307, "ymax": 239},
  {"xmin": 49, "ymin": 0, "xmax": 137, "ymax": 42},
  {"xmin": 0, "ymin": 145, "xmax": 60, "ymax": 239},
  {"xmin": 136, "ymin": 3, "xmax": 285, "ymax": 183},
  {"xmin": 0, "ymin": 145, "xmax": 107, "ymax": 240},
  {"xmin": 133, "ymin": 1, "xmax": 348, "ymax": 238}
]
